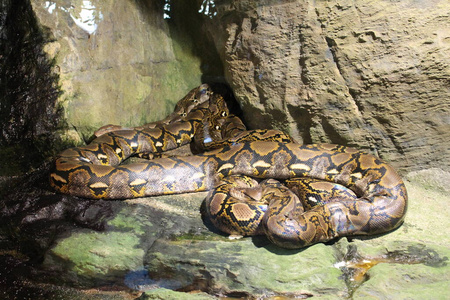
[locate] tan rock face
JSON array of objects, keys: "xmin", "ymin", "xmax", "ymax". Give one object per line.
[
  {"xmin": 209, "ymin": 0, "xmax": 450, "ymax": 172},
  {"xmin": 21, "ymin": 0, "xmax": 449, "ymax": 174},
  {"xmin": 31, "ymin": 0, "xmax": 203, "ymax": 142}
]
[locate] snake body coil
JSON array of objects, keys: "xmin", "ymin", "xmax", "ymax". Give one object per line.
[{"xmin": 50, "ymin": 85, "xmax": 407, "ymax": 248}]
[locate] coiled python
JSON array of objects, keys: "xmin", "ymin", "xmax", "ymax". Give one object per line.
[{"xmin": 50, "ymin": 84, "xmax": 408, "ymax": 248}]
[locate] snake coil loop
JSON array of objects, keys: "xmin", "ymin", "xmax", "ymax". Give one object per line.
[{"xmin": 50, "ymin": 84, "xmax": 408, "ymax": 248}]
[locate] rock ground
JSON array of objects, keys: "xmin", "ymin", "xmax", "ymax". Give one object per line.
[{"xmin": 35, "ymin": 168, "xmax": 449, "ymax": 299}]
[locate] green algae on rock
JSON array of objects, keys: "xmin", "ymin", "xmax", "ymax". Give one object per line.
[
  {"xmin": 146, "ymin": 236, "xmax": 345, "ymax": 298},
  {"xmin": 139, "ymin": 288, "xmax": 215, "ymax": 300},
  {"xmin": 37, "ymin": 168, "xmax": 449, "ymax": 298},
  {"xmin": 44, "ymin": 231, "xmax": 145, "ymax": 285},
  {"xmin": 31, "ymin": 0, "xmax": 204, "ymax": 142}
]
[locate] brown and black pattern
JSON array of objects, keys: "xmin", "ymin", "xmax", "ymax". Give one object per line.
[{"xmin": 50, "ymin": 85, "xmax": 408, "ymax": 249}]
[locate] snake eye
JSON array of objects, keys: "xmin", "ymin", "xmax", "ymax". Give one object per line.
[
  {"xmin": 181, "ymin": 112, "xmax": 187, "ymax": 117},
  {"xmin": 193, "ymin": 96, "xmax": 198, "ymax": 103}
]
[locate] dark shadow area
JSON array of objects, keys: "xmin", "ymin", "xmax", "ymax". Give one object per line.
[
  {"xmin": 208, "ymin": 81, "xmax": 243, "ymax": 116},
  {"xmin": 166, "ymin": 0, "xmax": 225, "ymax": 83},
  {"xmin": 0, "ymin": 0, "xmax": 66, "ymax": 176},
  {"xmin": 0, "ymin": 162, "xmax": 124, "ymax": 298},
  {"xmin": 134, "ymin": 0, "xmax": 225, "ymax": 84},
  {"xmin": 0, "ymin": 163, "xmax": 117, "ymax": 260}
]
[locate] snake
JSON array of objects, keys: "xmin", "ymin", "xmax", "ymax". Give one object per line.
[{"xmin": 50, "ymin": 84, "xmax": 408, "ymax": 248}]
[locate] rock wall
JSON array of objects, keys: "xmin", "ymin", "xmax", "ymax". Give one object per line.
[
  {"xmin": 31, "ymin": 0, "xmax": 204, "ymax": 142},
  {"xmin": 2, "ymin": 0, "xmax": 448, "ymax": 174},
  {"xmin": 208, "ymin": 0, "xmax": 450, "ymax": 172}
]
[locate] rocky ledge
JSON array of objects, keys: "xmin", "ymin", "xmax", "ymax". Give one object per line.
[{"xmin": 0, "ymin": 167, "xmax": 448, "ymax": 299}]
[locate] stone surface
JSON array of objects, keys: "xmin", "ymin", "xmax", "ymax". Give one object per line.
[
  {"xmin": 208, "ymin": 0, "xmax": 450, "ymax": 173},
  {"xmin": 0, "ymin": 167, "xmax": 440, "ymax": 299},
  {"xmin": 30, "ymin": 0, "xmax": 203, "ymax": 142},
  {"xmin": 40, "ymin": 192, "xmax": 207, "ymax": 288},
  {"xmin": 139, "ymin": 289, "xmax": 215, "ymax": 300},
  {"xmin": 348, "ymin": 176, "xmax": 450, "ymax": 299}
]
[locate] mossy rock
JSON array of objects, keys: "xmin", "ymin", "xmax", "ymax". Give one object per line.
[{"xmin": 38, "ymin": 169, "xmax": 449, "ymax": 298}]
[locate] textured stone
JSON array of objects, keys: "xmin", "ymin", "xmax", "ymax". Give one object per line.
[
  {"xmin": 41, "ymin": 192, "xmax": 207, "ymax": 287},
  {"xmin": 30, "ymin": 0, "xmax": 203, "ymax": 142},
  {"xmin": 344, "ymin": 178, "xmax": 450, "ymax": 299},
  {"xmin": 31, "ymin": 169, "xmax": 448, "ymax": 299},
  {"xmin": 139, "ymin": 288, "xmax": 215, "ymax": 300},
  {"xmin": 208, "ymin": 0, "xmax": 450, "ymax": 173},
  {"xmin": 145, "ymin": 236, "xmax": 344, "ymax": 298},
  {"xmin": 0, "ymin": 162, "xmax": 448, "ymax": 298}
]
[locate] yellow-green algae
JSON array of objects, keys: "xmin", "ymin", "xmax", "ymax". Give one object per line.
[
  {"xmin": 108, "ymin": 208, "xmax": 154, "ymax": 236},
  {"xmin": 349, "ymin": 179, "xmax": 450, "ymax": 299},
  {"xmin": 49, "ymin": 230, "xmax": 144, "ymax": 278},
  {"xmin": 140, "ymin": 288, "xmax": 215, "ymax": 300},
  {"xmin": 146, "ymin": 236, "xmax": 346, "ymax": 297},
  {"xmin": 42, "ymin": 169, "xmax": 449, "ymax": 298},
  {"xmin": 353, "ymin": 263, "xmax": 449, "ymax": 299}
]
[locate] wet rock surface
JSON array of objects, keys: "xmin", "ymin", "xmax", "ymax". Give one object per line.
[
  {"xmin": 0, "ymin": 167, "xmax": 448, "ymax": 299},
  {"xmin": 30, "ymin": 0, "xmax": 206, "ymax": 142}
]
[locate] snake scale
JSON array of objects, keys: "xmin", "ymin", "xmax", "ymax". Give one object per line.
[{"xmin": 50, "ymin": 84, "xmax": 408, "ymax": 249}]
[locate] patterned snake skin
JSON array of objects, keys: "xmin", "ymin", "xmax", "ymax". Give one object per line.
[{"xmin": 50, "ymin": 84, "xmax": 408, "ymax": 248}]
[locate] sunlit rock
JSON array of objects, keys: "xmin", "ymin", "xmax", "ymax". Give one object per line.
[
  {"xmin": 206, "ymin": 0, "xmax": 450, "ymax": 173},
  {"xmin": 31, "ymin": 0, "xmax": 203, "ymax": 141}
]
